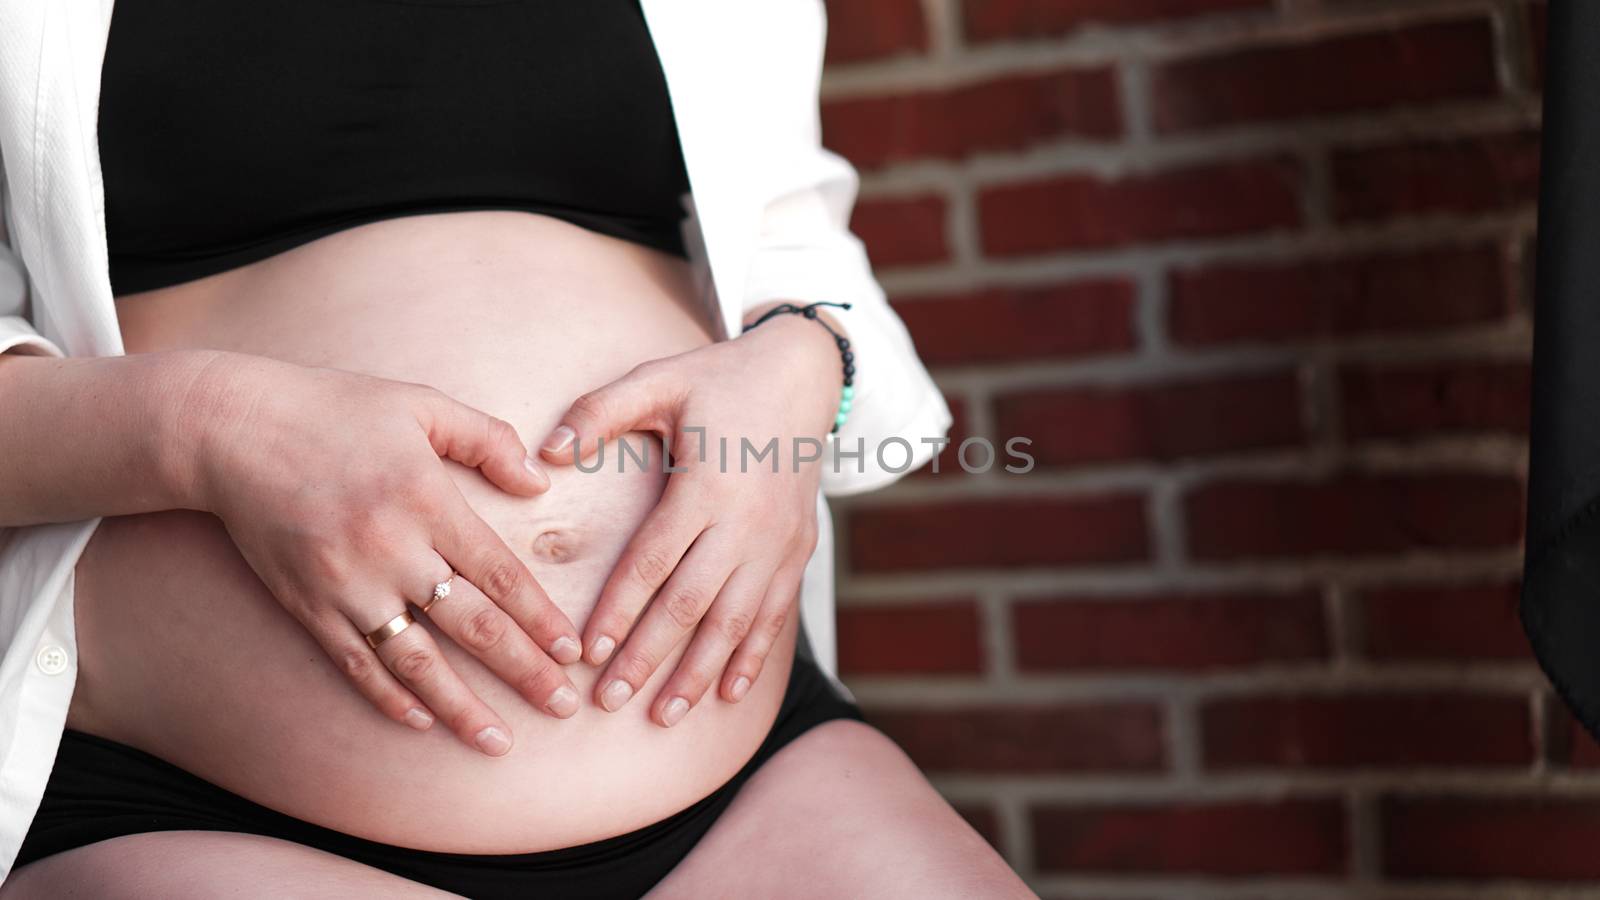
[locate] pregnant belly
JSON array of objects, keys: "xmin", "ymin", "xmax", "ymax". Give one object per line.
[{"xmin": 65, "ymin": 211, "xmax": 797, "ymax": 853}]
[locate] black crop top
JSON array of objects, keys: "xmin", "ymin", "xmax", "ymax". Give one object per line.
[{"xmin": 98, "ymin": 0, "xmax": 693, "ymax": 296}]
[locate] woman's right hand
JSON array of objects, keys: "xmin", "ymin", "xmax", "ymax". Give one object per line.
[{"xmin": 169, "ymin": 350, "xmax": 583, "ymax": 757}]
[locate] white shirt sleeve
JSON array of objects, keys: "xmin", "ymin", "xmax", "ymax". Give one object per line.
[
  {"xmin": 0, "ymin": 162, "xmax": 65, "ymax": 360},
  {"xmin": 738, "ymin": 1, "xmax": 952, "ymax": 498}
]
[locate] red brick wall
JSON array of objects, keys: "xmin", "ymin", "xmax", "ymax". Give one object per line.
[{"xmin": 821, "ymin": 1, "xmax": 1559, "ymax": 895}]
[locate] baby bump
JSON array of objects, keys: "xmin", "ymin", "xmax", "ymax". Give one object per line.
[
  {"xmin": 67, "ymin": 444, "xmax": 796, "ymax": 853},
  {"xmin": 66, "ymin": 212, "xmax": 797, "ymax": 853}
]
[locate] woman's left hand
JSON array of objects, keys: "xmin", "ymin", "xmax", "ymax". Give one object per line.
[{"xmin": 538, "ymin": 305, "xmax": 845, "ymax": 726}]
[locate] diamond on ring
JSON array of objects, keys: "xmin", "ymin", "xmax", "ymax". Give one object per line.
[{"xmin": 421, "ymin": 571, "xmax": 456, "ymax": 614}]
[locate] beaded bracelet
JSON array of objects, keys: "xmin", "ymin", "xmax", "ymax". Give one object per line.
[{"xmin": 742, "ymin": 301, "xmax": 855, "ymax": 434}]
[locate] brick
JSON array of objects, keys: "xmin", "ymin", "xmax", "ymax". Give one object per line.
[
  {"xmin": 837, "ymin": 600, "xmax": 985, "ymax": 675},
  {"xmin": 823, "ymin": 0, "xmax": 928, "ymax": 63},
  {"xmin": 978, "ymin": 159, "xmax": 1301, "ymax": 256},
  {"xmin": 1551, "ymin": 710, "xmax": 1600, "ymax": 769},
  {"xmin": 1520, "ymin": 233, "xmax": 1538, "ymax": 314},
  {"xmin": 1169, "ymin": 246, "xmax": 1515, "ymax": 346},
  {"xmin": 822, "ymin": 68, "xmax": 1120, "ymax": 169},
  {"xmin": 849, "ymin": 495, "xmax": 1149, "ymax": 572},
  {"xmin": 962, "ymin": 0, "xmax": 1270, "ymax": 44},
  {"xmin": 868, "ymin": 704, "xmax": 1164, "ymax": 773},
  {"xmin": 954, "ymin": 803, "xmax": 1003, "ymax": 850},
  {"xmin": 1359, "ymin": 582, "xmax": 1530, "ymax": 661},
  {"xmin": 1014, "ymin": 591, "xmax": 1327, "ymax": 671},
  {"xmin": 1332, "ymin": 132, "xmax": 1541, "ymax": 223},
  {"xmin": 1034, "ymin": 800, "xmax": 1346, "ymax": 875},
  {"xmin": 1152, "ymin": 19, "xmax": 1499, "ymax": 132},
  {"xmin": 1528, "ymin": 1, "xmax": 1546, "ymax": 88},
  {"xmin": 1340, "ymin": 361, "xmax": 1531, "ymax": 441},
  {"xmin": 1177, "ymin": 246, "xmax": 1510, "ymax": 349},
  {"xmin": 1383, "ymin": 797, "xmax": 1600, "ymax": 879},
  {"xmin": 891, "ymin": 279, "xmax": 1137, "ymax": 367},
  {"xmin": 993, "ymin": 371, "xmax": 1304, "ymax": 468},
  {"xmin": 1185, "ymin": 474, "xmax": 1524, "ymax": 560},
  {"xmin": 850, "ymin": 194, "xmax": 949, "ymax": 268},
  {"xmin": 1202, "ymin": 693, "xmax": 1533, "ymax": 769},
  {"xmin": 1573, "ymin": 732, "xmax": 1600, "ymax": 768}
]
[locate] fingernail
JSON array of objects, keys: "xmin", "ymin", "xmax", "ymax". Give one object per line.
[
  {"xmin": 729, "ymin": 676, "xmax": 751, "ymax": 702},
  {"xmin": 601, "ymin": 679, "xmax": 634, "ymax": 712},
  {"xmin": 474, "ymin": 725, "xmax": 512, "ymax": 756},
  {"xmin": 542, "ymin": 425, "xmax": 575, "ymax": 454},
  {"xmin": 405, "ymin": 708, "xmax": 434, "ymax": 730},
  {"xmin": 545, "ymin": 685, "xmax": 579, "ymax": 718},
  {"xmin": 661, "ymin": 697, "xmax": 689, "ymax": 727},
  {"xmin": 551, "ymin": 636, "xmax": 581, "ymax": 665},
  {"xmin": 523, "ymin": 454, "xmax": 549, "ymax": 488},
  {"xmin": 590, "ymin": 635, "xmax": 616, "ymax": 665}
]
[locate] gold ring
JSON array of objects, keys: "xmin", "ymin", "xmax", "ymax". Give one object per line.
[
  {"xmin": 420, "ymin": 570, "xmax": 457, "ymax": 614},
  {"xmin": 364, "ymin": 610, "xmax": 416, "ymax": 649}
]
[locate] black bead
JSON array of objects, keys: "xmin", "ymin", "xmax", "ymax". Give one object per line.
[
  {"xmin": 836, "ymin": 337, "xmax": 850, "ymax": 349},
  {"xmin": 844, "ymin": 377, "xmax": 854, "ymax": 386},
  {"xmin": 843, "ymin": 364, "xmax": 855, "ymax": 377},
  {"xmin": 803, "ymin": 306, "xmax": 818, "ymax": 318},
  {"xmin": 841, "ymin": 351, "xmax": 854, "ymax": 363}
]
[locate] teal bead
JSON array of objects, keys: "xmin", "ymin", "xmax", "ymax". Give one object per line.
[
  {"xmin": 841, "ymin": 385, "xmax": 854, "ymax": 400},
  {"xmin": 835, "ymin": 411, "xmax": 849, "ymax": 427},
  {"xmin": 838, "ymin": 399, "xmax": 852, "ymax": 414}
]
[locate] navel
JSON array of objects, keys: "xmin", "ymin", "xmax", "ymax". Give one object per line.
[{"xmin": 530, "ymin": 529, "xmax": 581, "ymax": 564}]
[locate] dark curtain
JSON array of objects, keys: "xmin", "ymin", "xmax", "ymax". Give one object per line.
[{"xmin": 1523, "ymin": 0, "xmax": 1600, "ymax": 741}]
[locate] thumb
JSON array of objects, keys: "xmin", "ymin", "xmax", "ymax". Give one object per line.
[
  {"xmin": 412, "ymin": 387, "xmax": 549, "ymax": 497},
  {"xmin": 541, "ymin": 366, "xmax": 674, "ymax": 466}
]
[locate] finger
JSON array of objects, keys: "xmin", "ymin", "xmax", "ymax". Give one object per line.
[
  {"xmin": 423, "ymin": 570, "xmax": 580, "ymax": 719},
  {"xmin": 409, "ymin": 385, "xmax": 549, "ymax": 497},
  {"xmin": 539, "ymin": 363, "xmax": 675, "ymax": 465},
  {"xmin": 434, "ymin": 494, "xmax": 582, "ymax": 664},
  {"xmin": 361, "ymin": 608, "xmax": 515, "ymax": 756},
  {"xmin": 583, "ymin": 482, "xmax": 708, "ymax": 666},
  {"xmin": 722, "ymin": 562, "xmax": 804, "ymax": 703},
  {"xmin": 305, "ymin": 612, "xmax": 435, "ymax": 732},
  {"xmin": 594, "ymin": 534, "xmax": 734, "ymax": 713},
  {"xmin": 650, "ymin": 563, "xmax": 769, "ymax": 727}
]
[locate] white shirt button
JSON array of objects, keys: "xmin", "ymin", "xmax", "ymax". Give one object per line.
[{"xmin": 36, "ymin": 644, "xmax": 69, "ymax": 675}]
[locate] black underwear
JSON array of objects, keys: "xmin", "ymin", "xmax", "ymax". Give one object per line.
[{"xmin": 15, "ymin": 651, "xmax": 863, "ymax": 899}]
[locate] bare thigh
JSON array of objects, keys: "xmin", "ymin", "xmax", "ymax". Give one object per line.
[
  {"xmin": 647, "ymin": 720, "xmax": 1036, "ymax": 900},
  {"xmin": 0, "ymin": 832, "xmax": 457, "ymax": 900}
]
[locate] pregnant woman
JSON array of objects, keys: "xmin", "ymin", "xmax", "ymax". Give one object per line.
[{"xmin": 0, "ymin": 2, "xmax": 1029, "ymax": 898}]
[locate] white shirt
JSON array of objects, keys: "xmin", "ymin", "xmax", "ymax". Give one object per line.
[{"xmin": 0, "ymin": 0, "xmax": 950, "ymax": 879}]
